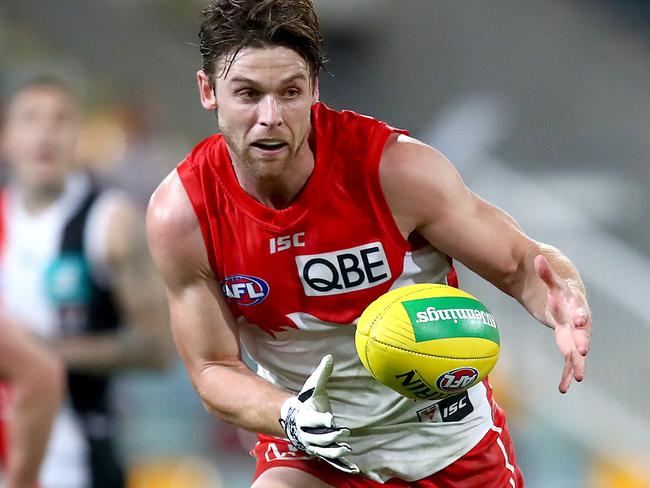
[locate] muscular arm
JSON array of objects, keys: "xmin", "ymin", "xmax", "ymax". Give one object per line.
[
  {"xmin": 381, "ymin": 135, "xmax": 591, "ymax": 393},
  {"xmin": 146, "ymin": 171, "xmax": 289, "ymax": 436},
  {"xmin": 0, "ymin": 322, "xmax": 64, "ymax": 488},
  {"xmin": 50, "ymin": 196, "xmax": 172, "ymax": 373}
]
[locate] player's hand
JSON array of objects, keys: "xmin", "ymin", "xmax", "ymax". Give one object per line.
[
  {"xmin": 279, "ymin": 354, "xmax": 359, "ymax": 474},
  {"xmin": 535, "ymin": 255, "xmax": 592, "ymax": 394}
]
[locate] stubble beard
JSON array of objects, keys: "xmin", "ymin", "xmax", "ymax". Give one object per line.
[{"xmin": 225, "ymin": 132, "xmax": 309, "ymax": 181}]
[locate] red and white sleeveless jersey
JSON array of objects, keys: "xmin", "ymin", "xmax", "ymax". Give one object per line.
[{"xmin": 178, "ymin": 102, "xmax": 497, "ymax": 482}]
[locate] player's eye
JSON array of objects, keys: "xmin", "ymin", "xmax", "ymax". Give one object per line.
[
  {"xmin": 237, "ymin": 89, "xmax": 259, "ymax": 100},
  {"xmin": 283, "ymin": 88, "xmax": 301, "ymax": 99}
]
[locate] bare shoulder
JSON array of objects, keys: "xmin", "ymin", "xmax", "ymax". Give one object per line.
[
  {"xmin": 146, "ymin": 169, "xmax": 210, "ymax": 287},
  {"xmin": 380, "ymin": 134, "xmax": 469, "ymax": 235},
  {"xmin": 380, "ymin": 134, "xmax": 463, "ymax": 192},
  {"xmin": 147, "ymin": 169, "xmax": 198, "ymax": 240}
]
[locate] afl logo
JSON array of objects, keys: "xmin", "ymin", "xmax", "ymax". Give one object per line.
[
  {"xmin": 222, "ymin": 275, "xmax": 269, "ymax": 306},
  {"xmin": 435, "ymin": 367, "xmax": 479, "ymax": 393}
]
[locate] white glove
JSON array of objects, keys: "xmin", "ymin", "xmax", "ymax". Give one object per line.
[{"xmin": 279, "ymin": 354, "xmax": 360, "ymax": 474}]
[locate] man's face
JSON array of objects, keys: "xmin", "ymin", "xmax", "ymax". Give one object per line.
[
  {"xmin": 1, "ymin": 86, "xmax": 80, "ymax": 189},
  {"xmin": 202, "ymin": 46, "xmax": 318, "ymax": 178}
]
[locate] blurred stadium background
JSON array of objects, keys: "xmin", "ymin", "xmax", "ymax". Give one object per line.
[{"xmin": 1, "ymin": 1, "xmax": 648, "ymax": 486}]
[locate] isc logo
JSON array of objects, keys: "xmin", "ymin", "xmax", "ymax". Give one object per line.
[
  {"xmin": 441, "ymin": 396, "xmax": 468, "ymax": 418},
  {"xmin": 269, "ymin": 232, "xmax": 305, "ymax": 254},
  {"xmin": 416, "ymin": 391, "xmax": 474, "ymax": 423},
  {"xmin": 435, "ymin": 367, "xmax": 479, "ymax": 393},
  {"xmin": 222, "ymin": 275, "xmax": 269, "ymax": 306},
  {"xmin": 295, "ymin": 242, "xmax": 391, "ymax": 296}
]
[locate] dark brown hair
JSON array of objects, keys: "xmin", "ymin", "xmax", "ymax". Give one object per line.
[{"xmin": 199, "ymin": 0, "xmax": 326, "ymax": 83}]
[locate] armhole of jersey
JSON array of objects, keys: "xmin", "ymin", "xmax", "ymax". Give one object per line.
[
  {"xmin": 83, "ymin": 189, "xmax": 127, "ymax": 288},
  {"xmin": 176, "ymin": 160, "xmax": 221, "ymax": 277},
  {"xmin": 367, "ymin": 128, "xmax": 460, "ymax": 286},
  {"xmin": 366, "ymin": 127, "xmax": 413, "ymax": 251}
]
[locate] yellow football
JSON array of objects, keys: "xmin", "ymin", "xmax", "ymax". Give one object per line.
[{"xmin": 355, "ymin": 283, "xmax": 500, "ymax": 400}]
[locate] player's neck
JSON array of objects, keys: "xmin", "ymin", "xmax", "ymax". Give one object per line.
[
  {"xmin": 17, "ymin": 181, "xmax": 66, "ymax": 215},
  {"xmin": 230, "ymin": 142, "xmax": 315, "ymax": 210}
]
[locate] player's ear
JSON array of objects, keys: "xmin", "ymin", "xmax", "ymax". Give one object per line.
[
  {"xmin": 197, "ymin": 70, "xmax": 217, "ymax": 111},
  {"xmin": 311, "ymin": 77, "xmax": 320, "ymax": 104}
]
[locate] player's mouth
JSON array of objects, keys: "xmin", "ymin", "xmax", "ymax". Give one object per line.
[{"xmin": 251, "ymin": 139, "xmax": 289, "ymax": 154}]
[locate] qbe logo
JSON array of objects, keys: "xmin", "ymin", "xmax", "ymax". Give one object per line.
[
  {"xmin": 435, "ymin": 367, "xmax": 479, "ymax": 393},
  {"xmin": 222, "ymin": 275, "xmax": 269, "ymax": 306},
  {"xmin": 295, "ymin": 242, "xmax": 391, "ymax": 296}
]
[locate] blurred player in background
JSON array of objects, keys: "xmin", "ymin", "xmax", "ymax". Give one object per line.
[
  {"xmin": 0, "ymin": 75, "xmax": 171, "ymax": 488},
  {"xmin": 0, "ymin": 320, "xmax": 64, "ymax": 488},
  {"xmin": 147, "ymin": 0, "xmax": 592, "ymax": 486}
]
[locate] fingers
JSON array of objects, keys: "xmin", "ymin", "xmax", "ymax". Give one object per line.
[
  {"xmin": 300, "ymin": 417, "xmax": 352, "ymax": 461},
  {"xmin": 299, "ymin": 410, "xmax": 335, "ymax": 429},
  {"xmin": 301, "ymin": 425, "xmax": 351, "ymax": 448},
  {"xmin": 573, "ymin": 350, "xmax": 586, "ymax": 382},
  {"xmin": 559, "ymin": 358, "xmax": 573, "ymax": 394},
  {"xmin": 556, "ymin": 318, "xmax": 588, "ymax": 394},
  {"xmin": 302, "ymin": 426, "xmax": 350, "ymax": 436},
  {"xmin": 559, "ymin": 348, "xmax": 586, "ymax": 394},
  {"xmin": 298, "ymin": 411, "xmax": 350, "ymax": 446},
  {"xmin": 311, "ymin": 442, "xmax": 353, "ymax": 461},
  {"xmin": 300, "ymin": 354, "xmax": 334, "ymax": 399},
  {"xmin": 572, "ymin": 307, "xmax": 591, "ymax": 356},
  {"xmin": 319, "ymin": 455, "xmax": 360, "ymax": 474}
]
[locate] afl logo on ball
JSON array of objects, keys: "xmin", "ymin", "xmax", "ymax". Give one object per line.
[
  {"xmin": 222, "ymin": 275, "xmax": 269, "ymax": 306},
  {"xmin": 435, "ymin": 367, "xmax": 479, "ymax": 393}
]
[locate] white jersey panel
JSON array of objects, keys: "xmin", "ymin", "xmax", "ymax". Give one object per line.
[
  {"xmin": 239, "ymin": 246, "xmax": 494, "ymax": 482},
  {"xmin": 1, "ymin": 174, "xmax": 90, "ymax": 338}
]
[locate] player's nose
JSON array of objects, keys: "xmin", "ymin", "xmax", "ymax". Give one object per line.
[{"xmin": 257, "ymin": 95, "xmax": 283, "ymax": 128}]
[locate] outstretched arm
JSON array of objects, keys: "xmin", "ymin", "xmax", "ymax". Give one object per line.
[
  {"xmin": 0, "ymin": 321, "xmax": 64, "ymax": 488},
  {"xmin": 380, "ymin": 135, "xmax": 591, "ymax": 393}
]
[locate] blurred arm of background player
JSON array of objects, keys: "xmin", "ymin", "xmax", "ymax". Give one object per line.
[
  {"xmin": 0, "ymin": 319, "xmax": 64, "ymax": 488},
  {"xmin": 49, "ymin": 197, "xmax": 173, "ymax": 373},
  {"xmin": 147, "ymin": 171, "xmax": 291, "ymax": 437},
  {"xmin": 381, "ymin": 134, "xmax": 592, "ymax": 394}
]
